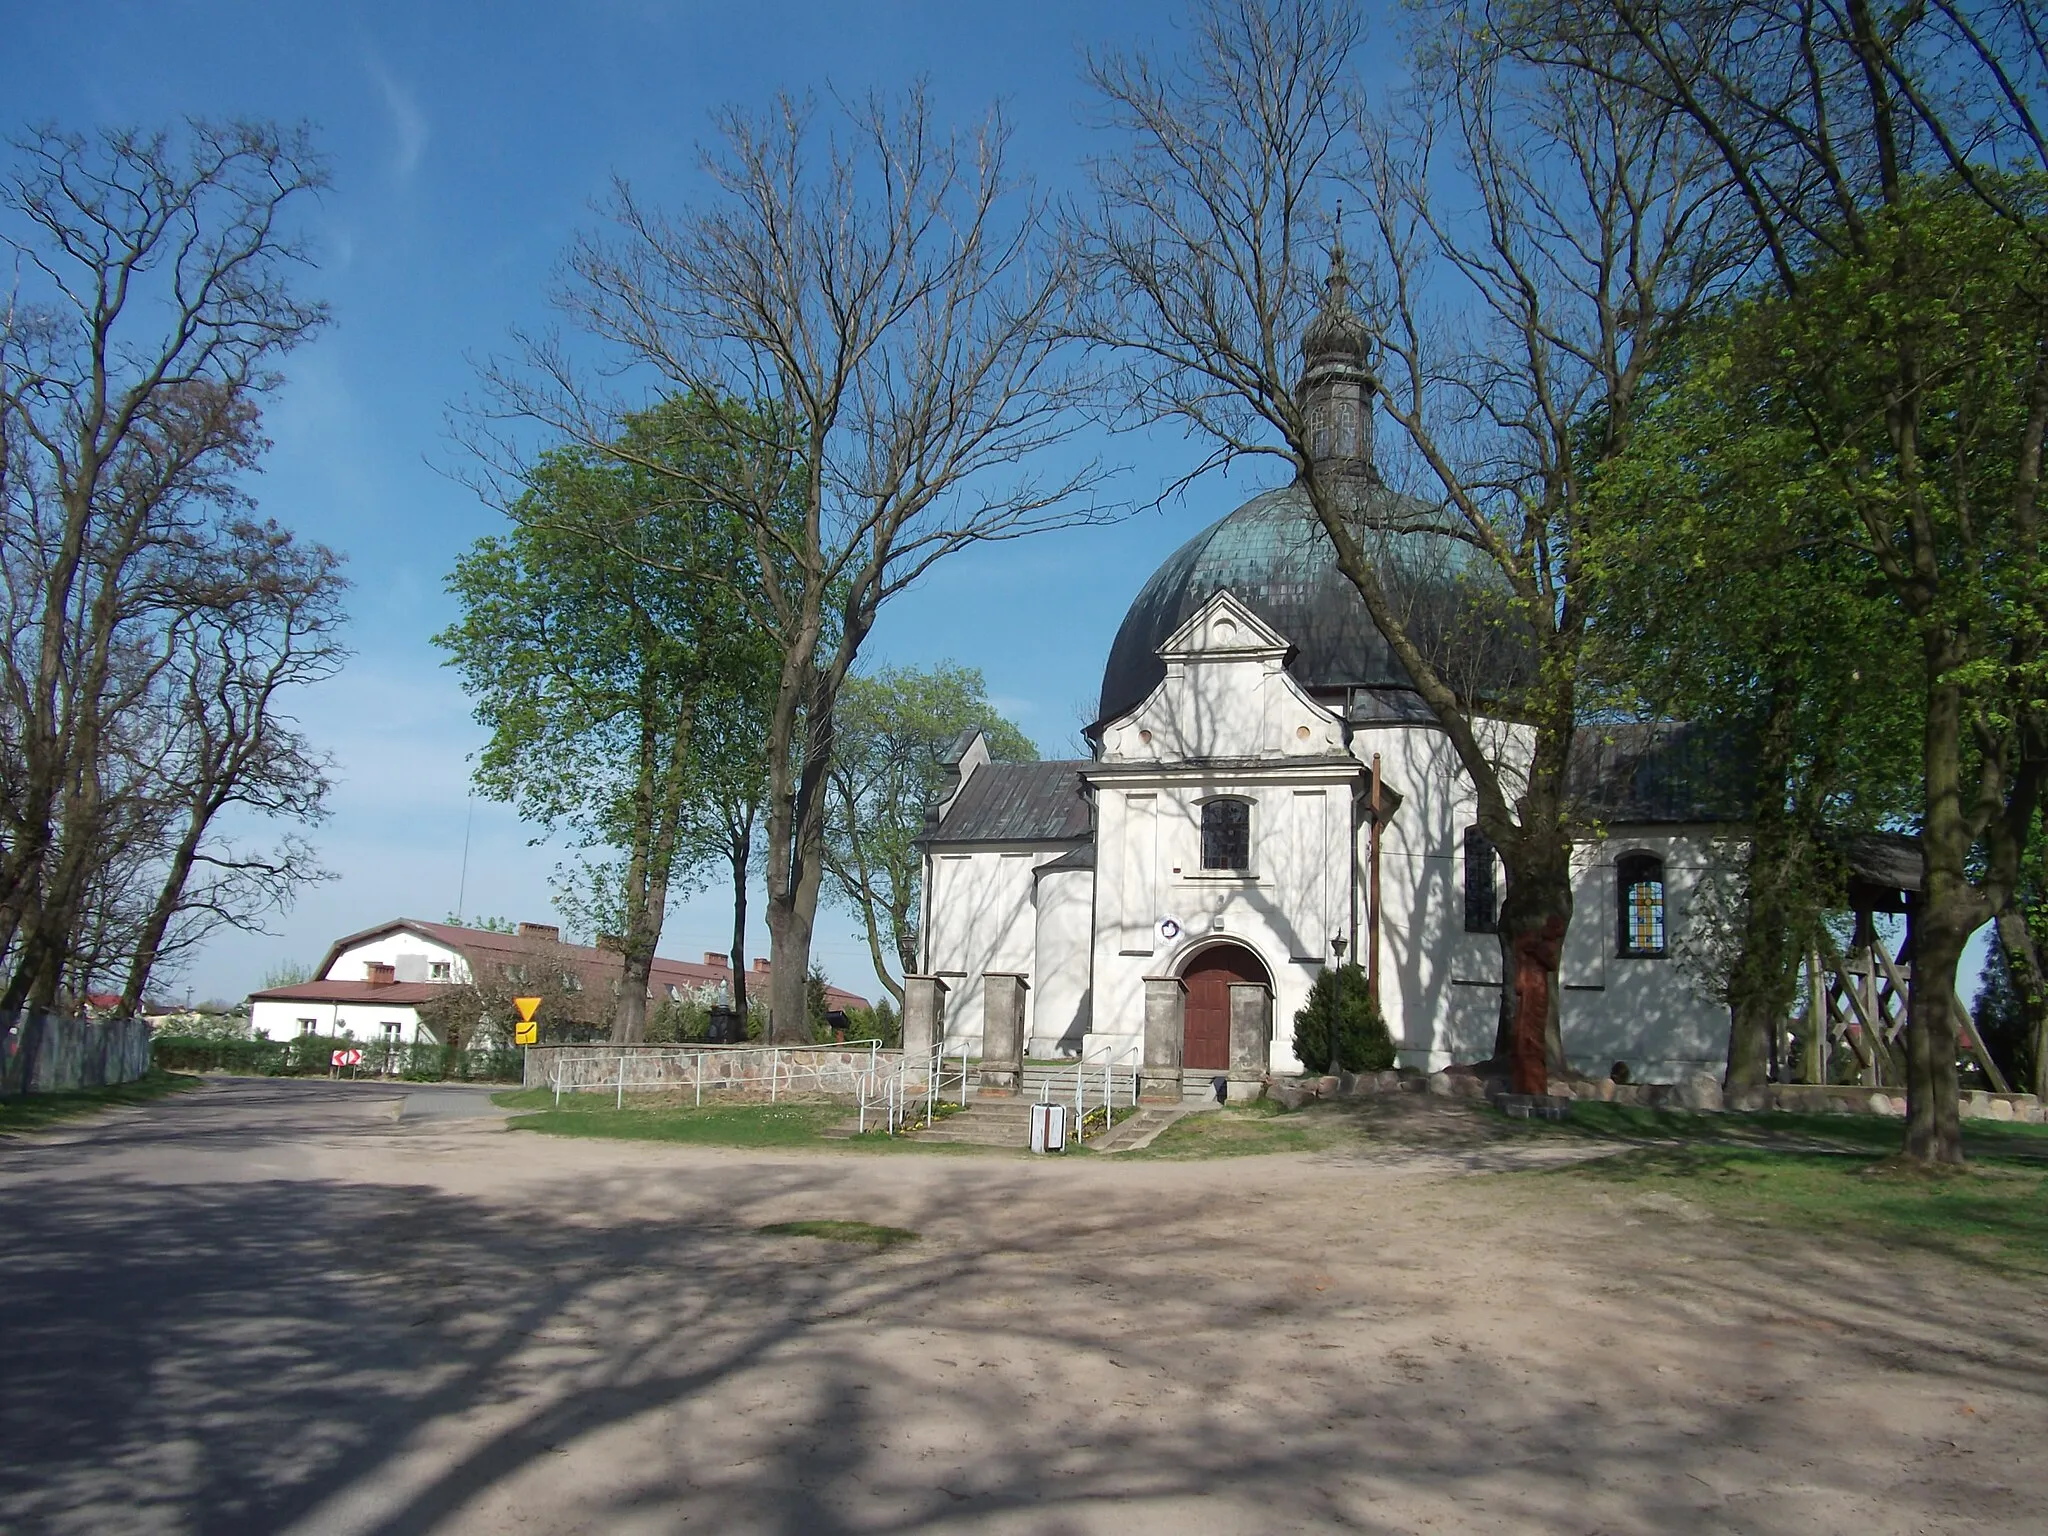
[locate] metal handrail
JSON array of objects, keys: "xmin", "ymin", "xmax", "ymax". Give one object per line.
[
  {"xmin": 857, "ymin": 1036, "xmax": 969, "ymax": 1136},
  {"xmin": 1038, "ymin": 1039, "xmax": 1139, "ymax": 1142}
]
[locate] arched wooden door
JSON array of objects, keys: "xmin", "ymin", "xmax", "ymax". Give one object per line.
[{"xmin": 1181, "ymin": 943, "xmax": 1270, "ymax": 1071}]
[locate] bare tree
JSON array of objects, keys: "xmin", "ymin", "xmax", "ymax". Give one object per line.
[
  {"xmin": 116, "ymin": 520, "xmax": 346, "ymax": 1011},
  {"xmin": 1077, "ymin": 0, "xmax": 1747, "ymax": 1091},
  {"xmin": 480, "ymin": 87, "xmax": 1107, "ymax": 1041},
  {"xmin": 0, "ymin": 120, "xmax": 334, "ymax": 1015},
  {"xmin": 1521, "ymin": 0, "xmax": 2048, "ymax": 1161}
]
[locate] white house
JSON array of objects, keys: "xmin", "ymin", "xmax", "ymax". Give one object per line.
[
  {"xmin": 248, "ymin": 918, "xmax": 868, "ymax": 1045},
  {"xmin": 916, "ymin": 249, "xmax": 1812, "ymax": 1091}
]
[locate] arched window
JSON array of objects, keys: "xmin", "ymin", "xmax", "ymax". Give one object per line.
[
  {"xmin": 1200, "ymin": 798, "xmax": 1252, "ymax": 871},
  {"xmin": 1463, "ymin": 826, "xmax": 1498, "ymax": 933},
  {"xmin": 1616, "ymin": 852, "xmax": 1667, "ymax": 957}
]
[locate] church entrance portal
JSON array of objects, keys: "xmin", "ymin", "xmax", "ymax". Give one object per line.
[{"xmin": 1180, "ymin": 943, "xmax": 1270, "ymax": 1072}]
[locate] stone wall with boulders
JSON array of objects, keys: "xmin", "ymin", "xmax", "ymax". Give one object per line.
[{"xmin": 1264, "ymin": 1066, "xmax": 2044, "ymax": 1124}]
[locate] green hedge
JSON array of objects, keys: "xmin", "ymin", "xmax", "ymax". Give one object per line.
[{"xmin": 150, "ymin": 1033, "xmax": 522, "ymax": 1081}]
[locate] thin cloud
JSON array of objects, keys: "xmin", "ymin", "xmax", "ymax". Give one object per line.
[{"xmin": 364, "ymin": 54, "xmax": 428, "ymax": 185}]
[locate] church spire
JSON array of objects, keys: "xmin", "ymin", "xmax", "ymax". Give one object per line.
[{"xmin": 1296, "ymin": 221, "xmax": 1378, "ymax": 485}]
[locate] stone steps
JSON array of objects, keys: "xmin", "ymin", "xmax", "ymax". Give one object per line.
[
  {"xmin": 908, "ymin": 1096, "xmax": 1038, "ymax": 1148},
  {"xmin": 1088, "ymin": 1105, "xmax": 1187, "ymax": 1153}
]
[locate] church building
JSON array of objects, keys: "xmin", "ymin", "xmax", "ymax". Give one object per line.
[{"xmin": 916, "ymin": 252, "xmax": 1742, "ymax": 1095}]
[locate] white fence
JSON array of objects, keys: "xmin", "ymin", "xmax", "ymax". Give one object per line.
[{"xmin": 527, "ymin": 1042, "xmax": 890, "ymax": 1107}]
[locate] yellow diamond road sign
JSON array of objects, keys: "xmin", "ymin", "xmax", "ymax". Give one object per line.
[{"xmin": 513, "ymin": 995, "xmax": 542, "ymax": 1047}]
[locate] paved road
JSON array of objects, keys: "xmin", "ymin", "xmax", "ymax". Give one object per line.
[{"xmin": 4, "ymin": 1076, "xmax": 2044, "ymax": 1536}]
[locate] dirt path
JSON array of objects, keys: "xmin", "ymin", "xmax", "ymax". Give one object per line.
[{"xmin": 2, "ymin": 1077, "xmax": 2042, "ymax": 1534}]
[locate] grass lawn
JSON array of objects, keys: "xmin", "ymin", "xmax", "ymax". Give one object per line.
[
  {"xmin": 0, "ymin": 1069, "xmax": 199, "ymax": 1136},
  {"xmin": 1133, "ymin": 1093, "xmax": 2048, "ymax": 1275},
  {"xmin": 494, "ymin": 1089, "xmax": 849, "ymax": 1147},
  {"xmin": 1522, "ymin": 1103, "xmax": 2048, "ymax": 1278},
  {"xmin": 1124, "ymin": 1099, "xmax": 1343, "ymax": 1159},
  {"xmin": 490, "ymin": 1089, "xmax": 994, "ymax": 1152}
]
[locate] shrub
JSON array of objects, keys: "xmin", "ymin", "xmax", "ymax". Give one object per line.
[{"xmin": 1291, "ymin": 962, "xmax": 1394, "ymax": 1073}]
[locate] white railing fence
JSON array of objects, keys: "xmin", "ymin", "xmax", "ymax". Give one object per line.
[
  {"xmin": 857, "ymin": 1035, "xmax": 971, "ymax": 1136},
  {"xmin": 543, "ymin": 1041, "xmax": 885, "ymax": 1108},
  {"xmin": 1039, "ymin": 1039, "xmax": 1140, "ymax": 1142}
]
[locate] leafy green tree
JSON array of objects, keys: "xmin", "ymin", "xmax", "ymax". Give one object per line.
[
  {"xmin": 1585, "ymin": 328, "xmax": 1921, "ymax": 1090},
  {"xmin": 822, "ymin": 665, "xmax": 1038, "ymax": 1003},
  {"xmin": 1292, "ymin": 962, "xmax": 1393, "ymax": 1074},
  {"xmin": 491, "ymin": 88, "xmax": 1106, "ymax": 1043},
  {"xmin": 438, "ymin": 403, "xmax": 777, "ymax": 1042},
  {"xmin": 1535, "ymin": 0, "xmax": 2048, "ymax": 1166}
]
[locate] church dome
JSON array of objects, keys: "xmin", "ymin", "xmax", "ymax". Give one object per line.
[{"xmin": 1094, "ymin": 483, "xmax": 1528, "ymax": 729}]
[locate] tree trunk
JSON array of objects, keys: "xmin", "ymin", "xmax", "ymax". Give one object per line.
[
  {"xmin": 1904, "ymin": 676, "xmax": 1975, "ymax": 1165},
  {"xmin": 120, "ymin": 803, "xmax": 212, "ymax": 1015},
  {"xmin": 1493, "ymin": 837, "xmax": 1573, "ymax": 1094},
  {"xmin": 764, "ymin": 889, "xmax": 817, "ymax": 1044},
  {"xmin": 728, "ymin": 819, "xmax": 752, "ymax": 1031},
  {"xmin": 1725, "ymin": 832, "xmax": 1807, "ymax": 1092}
]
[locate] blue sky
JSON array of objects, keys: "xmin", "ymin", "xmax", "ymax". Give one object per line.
[
  {"xmin": 5, "ymin": 0, "xmax": 1286, "ymax": 1004},
  {"xmin": 7, "ymin": 1, "xmax": 1992, "ymax": 1009}
]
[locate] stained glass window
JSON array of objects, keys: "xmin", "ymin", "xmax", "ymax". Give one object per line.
[{"xmin": 1617, "ymin": 853, "xmax": 1667, "ymax": 956}]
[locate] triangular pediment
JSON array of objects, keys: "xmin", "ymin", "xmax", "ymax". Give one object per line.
[
  {"xmin": 1092, "ymin": 588, "xmax": 1348, "ymax": 764},
  {"xmin": 1156, "ymin": 590, "xmax": 1291, "ymax": 662}
]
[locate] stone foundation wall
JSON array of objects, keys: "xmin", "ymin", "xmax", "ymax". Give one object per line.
[
  {"xmin": 522, "ymin": 1044, "xmax": 896, "ymax": 1097},
  {"xmin": 1267, "ymin": 1067, "xmax": 2045, "ymax": 1124}
]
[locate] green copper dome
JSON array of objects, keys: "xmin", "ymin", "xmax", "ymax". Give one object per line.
[{"xmin": 1095, "ymin": 483, "xmax": 1527, "ymax": 728}]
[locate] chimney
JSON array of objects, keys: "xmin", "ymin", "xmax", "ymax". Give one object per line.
[
  {"xmin": 753, "ymin": 958, "xmax": 770, "ymax": 974},
  {"xmin": 704, "ymin": 952, "xmax": 728, "ymax": 968},
  {"xmin": 366, "ymin": 962, "xmax": 396, "ymax": 987},
  {"xmin": 516, "ymin": 922, "xmax": 560, "ymax": 942}
]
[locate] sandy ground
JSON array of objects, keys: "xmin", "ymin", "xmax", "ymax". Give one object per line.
[{"xmin": 2, "ymin": 1078, "xmax": 2044, "ymax": 1535}]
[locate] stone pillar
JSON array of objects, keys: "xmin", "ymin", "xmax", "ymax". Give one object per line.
[
  {"xmin": 1228, "ymin": 982, "xmax": 1271, "ymax": 1088},
  {"xmin": 979, "ymin": 973, "xmax": 1028, "ymax": 1095},
  {"xmin": 902, "ymin": 975, "xmax": 948, "ymax": 1065},
  {"xmin": 1142, "ymin": 976, "xmax": 1185, "ymax": 1104}
]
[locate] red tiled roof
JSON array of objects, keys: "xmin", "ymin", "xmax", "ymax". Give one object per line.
[{"xmin": 302, "ymin": 920, "xmax": 872, "ymax": 1011}]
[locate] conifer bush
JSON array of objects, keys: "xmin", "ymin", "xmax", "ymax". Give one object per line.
[{"xmin": 1291, "ymin": 961, "xmax": 1394, "ymax": 1073}]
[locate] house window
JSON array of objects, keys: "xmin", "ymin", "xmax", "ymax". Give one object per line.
[
  {"xmin": 297, "ymin": 1017, "xmax": 317, "ymax": 1035},
  {"xmin": 1617, "ymin": 852, "xmax": 1667, "ymax": 957},
  {"xmin": 430, "ymin": 961, "xmax": 451, "ymax": 981},
  {"xmin": 1200, "ymin": 799, "xmax": 1251, "ymax": 871},
  {"xmin": 666, "ymin": 984, "xmax": 681, "ymax": 1002},
  {"xmin": 382, "ymin": 1022, "xmax": 402, "ymax": 1040},
  {"xmin": 563, "ymin": 972, "xmax": 582, "ymax": 991},
  {"xmin": 1463, "ymin": 826, "xmax": 1498, "ymax": 934}
]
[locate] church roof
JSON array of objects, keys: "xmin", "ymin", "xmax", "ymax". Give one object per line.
[
  {"xmin": 1566, "ymin": 722, "xmax": 1755, "ymax": 825},
  {"xmin": 1096, "ymin": 484, "xmax": 1529, "ymax": 729},
  {"xmin": 926, "ymin": 760, "xmax": 1092, "ymax": 845}
]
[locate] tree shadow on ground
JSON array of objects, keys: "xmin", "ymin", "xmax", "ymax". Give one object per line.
[{"xmin": 3, "ymin": 1082, "xmax": 2046, "ymax": 1534}]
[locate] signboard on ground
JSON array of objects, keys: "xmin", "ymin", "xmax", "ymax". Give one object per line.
[{"xmin": 331, "ymin": 1048, "xmax": 363, "ymax": 1067}]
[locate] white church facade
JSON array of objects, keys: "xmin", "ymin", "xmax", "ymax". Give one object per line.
[{"xmin": 915, "ymin": 252, "xmax": 1750, "ymax": 1094}]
